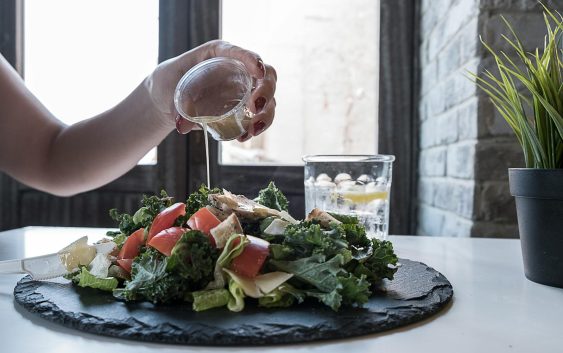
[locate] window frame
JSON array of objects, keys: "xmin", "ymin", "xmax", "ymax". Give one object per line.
[
  {"xmin": 378, "ymin": 0, "xmax": 420, "ymax": 235},
  {"xmin": 158, "ymin": 0, "xmax": 422, "ymax": 231},
  {"xmin": 0, "ymin": 0, "xmax": 420, "ymax": 234}
]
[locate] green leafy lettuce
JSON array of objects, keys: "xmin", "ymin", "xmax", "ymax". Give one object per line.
[
  {"xmin": 191, "ymin": 288, "xmax": 230, "ymax": 312},
  {"xmin": 227, "ymin": 277, "xmax": 245, "ymax": 312},
  {"xmin": 70, "ymin": 267, "xmax": 118, "ymax": 292},
  {"xmin": 254, "ymin": 181, "xmax": 289, "ymax": 211},
  {"xmin": 206, "ymin": 234, "xmax": 249, "ymax": 289},
  {"xmin": 258, "ymin": 285, "xmax": 295, "ymax": 308}
]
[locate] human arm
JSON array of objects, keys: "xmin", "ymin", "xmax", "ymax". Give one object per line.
[{"xmin": 0, "ymin": 41, "xmax": 276, "ymax": 196}]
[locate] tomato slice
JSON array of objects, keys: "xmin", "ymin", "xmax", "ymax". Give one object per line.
[
  {"xmin": 117, "ymin": 259, "xmax": 134, "ymax": 273},
  {"xmin": 229, "ymin": 235, "xmax": 270, "ymax": 278},
  {"xmin": 187, "ymin": 207, "xmax": 221, "ymax": 246},
  {"xmin": 147, "ymin": 202, "xmax": 186, "ymax": 242},
  {"xmin": 147, "ymin": 227, "xmax": 188, "ymax": 257},
  {"xmin": 118, "ymin": 228, "xmax": 145, "ymax": 260}
]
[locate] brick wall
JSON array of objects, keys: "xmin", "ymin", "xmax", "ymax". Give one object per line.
[{"xmin": 417, "ymin": 0, "xmax": 562, "ymax": 237}]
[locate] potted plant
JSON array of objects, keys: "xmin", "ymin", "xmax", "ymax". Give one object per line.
[{"xmin": 471, "ymin": 7, "xmax": 563, "ymax": 288}]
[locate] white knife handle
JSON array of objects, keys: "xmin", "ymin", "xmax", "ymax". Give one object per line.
[{"xmin": 0, "ymin": 259, "xmax": 24, "ymax": 274}]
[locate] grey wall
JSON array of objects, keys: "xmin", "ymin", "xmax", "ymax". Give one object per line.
[{"xmin": 417, "ymin": 0, "xmax": 563, "ymax": 237}]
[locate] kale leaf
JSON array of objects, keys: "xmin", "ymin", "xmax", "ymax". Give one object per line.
[
  {"xmin": 109, "ymin": 190, "xmax": 172, "ymax": 236},
  {"xmin": 167, "ymin": 230, "xmax": 218, "ymax": 289},
  {"xmin": 276, "ymin": 283, "xmax": 343, "ymax": 311},
  {"xmin": 338, "ymin": 274, "xmax": 371, "ymax": 305},
  {"xmin": 254, "ymin": 181, "xmax": 289, "ymax": 211},
  {"xmin": 272, "ymin": 221, "xmax": 349, "ymax": 260},
  {"xmin": 269, "ymin": 253, "xmax": 345, "ymax": 292},
  {"xmin": 185, "ymin": 184, "xmax": 222, "ymax": 219},
  {"xmin": 113, "ymin": 249, "xmax": 186, "ymax": 303},
  {"xmin": 346, "ymin": 239, "xmax": 399, "ymax": 283},
  {"xmin": 338, "ymin": 223, "xmax": 371, "ymax": 248},
  {"xmin": 327, "ymin": 212, "xmax": 359, "ymax": 225}
]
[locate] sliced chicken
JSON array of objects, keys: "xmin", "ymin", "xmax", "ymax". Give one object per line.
[
  {"xmin": 306, "ymin": 208, "xmax": 342, "ymax": 228},
  {"xmin": 210, "ymin": 213, "xmax": 244, "ymax": 248},
  {"xmin": 205, "ymin": 205, "xmax": 232, "ymax": 221},
  {"xmin": 209, "ymin": 190, "xmax": 281, "ymax": 221}
]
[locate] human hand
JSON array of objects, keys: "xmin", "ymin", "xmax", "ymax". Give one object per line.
[{"xmin": 146, "ymin": 40, "xmax": 277, "ymax": 141}]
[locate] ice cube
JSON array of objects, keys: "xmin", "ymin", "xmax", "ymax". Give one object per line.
[
  {"xmin": 338, "ymin": 180, "xmax": 360, "ymax": 191},
  {"xmin": 315, "ymin": 179, "xmax": 336, "ymax": 188},
  {"xmin": 334, "ymin": 173, "xmax": 352, "ymax": 184},
  {"xmin": 376, "ymin": 177, "xmax": 388, "ymax": 185},
  {"xmin": 356, "ymin": 174, "xmax": 374, "ymax": 185},
  {"xmin": 305, "ymin": 176, "xmax": 315, "ymax": 186},
  {"xmin": 366, "ymin": 181, "xmax": 385, "ymax": 193},
  {"xmin": 316, "ymin": 173, "xmax": 332, "ymax": 182}
]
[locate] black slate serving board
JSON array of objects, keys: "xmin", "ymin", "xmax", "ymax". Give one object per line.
[{"xmin": 14, "ymin": 258, "xmax": 453, "ymax": 345}]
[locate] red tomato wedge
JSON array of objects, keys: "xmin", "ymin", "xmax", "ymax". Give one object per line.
[
  {"xmin": 229, "ymin": 235, "xmax": 270, "ymax": 278},
  {"xmin": 118, "ymin": 228, "xmax": 145, "ymax": 260},
  {"xmin": 187, "ymin": 207, "xmax": 221, "ymax": 246},
  {"xmin": 147, "ymin": 227, "xmax": 189, "ymax": 257},
  {"xmin": 117, "ymin": 259, "xmax": 134, "ymax": 273},
  {"xmin": 147, "ymin": 202, "xmax": 186, "ymax": 242}
]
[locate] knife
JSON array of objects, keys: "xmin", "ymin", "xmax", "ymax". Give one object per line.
[{"xmin": 0, "ymin": 236, "xmax": 115, "ymax": 280}]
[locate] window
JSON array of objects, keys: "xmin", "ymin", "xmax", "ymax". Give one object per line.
[
  {"xmin": 220, "ymin": 0, "xmax": 379, "ymax": 165},
  {"xmin": 23, "ymin": 0, "xmax": 159, "ymax": 164}
]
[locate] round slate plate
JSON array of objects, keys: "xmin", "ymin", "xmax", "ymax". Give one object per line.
[{"xmin": 14, "ymin": 258, "xmax": 453, "ymax": 345}]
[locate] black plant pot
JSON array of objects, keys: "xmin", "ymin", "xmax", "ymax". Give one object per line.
[{"xmin": 509, "ymin": 168, "xmax": 563, "ymax": 288}]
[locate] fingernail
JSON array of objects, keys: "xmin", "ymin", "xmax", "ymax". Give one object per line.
[
  {"xmin": 239, "ymin": 132, "xmax": 250, "ymax": 142},
  {"xmin": 175, "ymin": 115, "xmax": 188, "ymax": 134},
  {"xmin": 255, "ymin": 97, "xmax": 266, "ymax": 112},
  {"xmin": 257, "ymin": 58, "xmax": 266, "ymax": 78},
  {"xmin": 253, "ymin": 120, "xmax": 266, "ymax": 135},
  {"xmin": 175, "ymin": 115, "xmax": 183, "ymax": 134}
]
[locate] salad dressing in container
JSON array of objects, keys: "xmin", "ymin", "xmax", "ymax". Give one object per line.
[
  {"xmin": 174, "ymin": 57, "xmax": 254, "ymax": 188},
  {"xmin": 174, "ymin": 57, "xmax": 254, "ymax": 141}
]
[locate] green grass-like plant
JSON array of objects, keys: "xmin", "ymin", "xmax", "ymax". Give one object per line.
[{"xmin": 469, "ymin": 6, "xmax": 563, "ymax": 168}]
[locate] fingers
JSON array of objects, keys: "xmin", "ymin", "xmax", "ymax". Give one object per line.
[
  {"xmin": 175, "ymin": 115, "xmax": 197, "ymax": 134},
  {"xmin": 238, "ymin": 97, "xmax": 276, "ymax": 142},
  {"xmin": 249, "ymin": 64, "xmax": 277, "ymax": 114},
  {"xmin": 207, "ymin": 40, "xmax": 266, "ymax": 80}
]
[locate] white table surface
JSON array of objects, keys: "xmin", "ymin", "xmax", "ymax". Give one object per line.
[{"xmin": 0, "ymin": 227, "xmax": 562, "ymax": 353}]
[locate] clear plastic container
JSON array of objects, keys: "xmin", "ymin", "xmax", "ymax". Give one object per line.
[{"xmin": 174, "ymin": 57, "xmax": 253, "ymax": 141}]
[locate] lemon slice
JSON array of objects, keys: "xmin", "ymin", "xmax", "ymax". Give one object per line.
[{"xmin": 341, "ymin": 191, "xmax": 388, "ymax": 204}]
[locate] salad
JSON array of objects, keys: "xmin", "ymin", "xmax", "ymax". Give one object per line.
[{"xmin": 66, "ymin": 182, "xmax": 399, "ymax": 312}]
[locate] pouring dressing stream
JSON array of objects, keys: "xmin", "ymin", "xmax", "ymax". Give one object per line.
[{"xmin": 174, "ymin": 58, "xmax": 254, "ymax": 188}]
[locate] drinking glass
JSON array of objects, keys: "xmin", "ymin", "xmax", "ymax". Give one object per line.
[
  {"xmin": 303, "ymin": 155, "xmax": 395, "ymax": 240},
  {"xmin": 174, "ymin": 57, "xmax": 253, "ymax": 141}
]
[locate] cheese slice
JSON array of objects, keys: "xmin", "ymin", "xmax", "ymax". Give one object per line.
[
  {"xmin": 59, "ymin": 236, "xmax": 96, "ymax": 271},
  {"xmin": 254, "ymin": 271, "xmax": 294, "ymax": 294},
  {"xmin": 88, "ymin": 241, "xmax": 117, "ymax": 278},
  {"xmin": 263, "ymin": 218, "xmax": 290, "ymax": 235},
  {"xmin": 89, "ymin": 253, "xmax": 112, "ymax": 278},
  {"xmin": 223, "ymin": 268, "xmax": 293, "ymax": 298},
  {"xmin": 223, "ymin": 268, "xmax": 262, "ymax": 298},
  {"xmin": 279, "ymin": 211, "xmax": 299, "ymax": 225}
]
